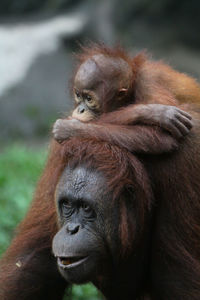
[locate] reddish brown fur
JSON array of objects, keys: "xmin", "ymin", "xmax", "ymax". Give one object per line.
[
  {"xmin": 55, "ymin": 45, "xmax": 198, "ymax": 156},
  {"xmin": 76, "ymin": 43, "xmax": 134, "ymax": 69},
  {"xmin": 144, "ymin": 117, "xmax": 200, "ymax": 300},
  {"xmin": 1, "ymin": 45, "xmax": 200, "ymax": 299},
  {"xmin": 2, "ymin": 110, "xmax": 200, "ymax": 300},
  {"xmin": 2, "ymin": 112, "xmax": 200, "ymax": 299}
]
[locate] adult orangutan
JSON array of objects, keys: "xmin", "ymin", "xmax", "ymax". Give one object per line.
[
  {"xmin": 52, "ymin": 139, "xmax": 153, "ymax": 300},
  {"xmin": 1, "ymin": 111, "xmax": 200, "ymax": 299},
  {"xmin": 0, "ymin": 123, "xmax": 180, "ymax": 300},
  {"xmin": 52, "ymin": 44, "xmax": 200, "ymax": 149},
  {"xmin": 51, "ymin": 121, "xmax": 200, "ymax": 299}
]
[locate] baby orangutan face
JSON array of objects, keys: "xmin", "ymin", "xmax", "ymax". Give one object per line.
[
  {"xmin": 72, "ymin": 54, "xmax": 132, "ymax": 122},
  {"xmin": 72, "ymin": 58, "xmax": 103, "ymax": 122}
]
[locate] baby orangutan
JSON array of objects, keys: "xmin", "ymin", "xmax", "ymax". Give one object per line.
[{"xmin": 53, "ymin": 45, "xmax": 197, "ymax": 154}]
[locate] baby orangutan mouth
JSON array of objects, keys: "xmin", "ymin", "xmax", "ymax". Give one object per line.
[{"xmin": 57, "ymin": 256, "xmax": 88, "ymax": 268}]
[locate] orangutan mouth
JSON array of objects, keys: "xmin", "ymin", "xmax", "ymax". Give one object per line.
[{"xmin": 58, "ymin": 256, "xmax": 88, "ymax": 268}]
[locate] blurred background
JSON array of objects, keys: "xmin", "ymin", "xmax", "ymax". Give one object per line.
[{"xmin": 0, "ymin": 0, "xmax": 200, "ymax": 299}]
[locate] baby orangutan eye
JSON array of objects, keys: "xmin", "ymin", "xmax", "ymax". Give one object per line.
[
  {"xmin": 85, "ymin": 94, "xmax": 92, "ymax": 102},
  {"xmin": 75, "ymin": 91, "xmax": 81, "ymax": 98}
]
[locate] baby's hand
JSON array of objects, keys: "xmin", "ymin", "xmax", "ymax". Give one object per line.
[{"xmin": 52, "ymin": 118, "xmax": 81, "ymax": 143}]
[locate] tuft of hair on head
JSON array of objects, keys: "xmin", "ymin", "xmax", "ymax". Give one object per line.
[{"xmin": 76, "ymin": 42, "xmax": 132, "ymax": 66}]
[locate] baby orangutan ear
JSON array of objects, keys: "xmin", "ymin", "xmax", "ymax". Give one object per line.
[{"xmin": 118, "ymin": 88, "xmax": 128, "ymax": 99}]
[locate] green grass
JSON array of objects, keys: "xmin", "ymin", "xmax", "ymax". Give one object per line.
[
  {"xmin": 0, "ymin": 144, "xmax": 47, "ymax": 254},
  {"xmin": 0, "ymin": 144, "xmax": 102, "ymax": 300}
]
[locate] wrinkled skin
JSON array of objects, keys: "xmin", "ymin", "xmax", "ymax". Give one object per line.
[
  {"xmin": 52, "ymin": 165, "xmax": 151, "ymax": 300},
  {"xmin": 52, "ymin": 166, "xmax": 111, "ymax": 285}
]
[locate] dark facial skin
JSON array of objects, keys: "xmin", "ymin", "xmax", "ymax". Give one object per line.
[
  {"xmin": 52, "ymin": 166, "xmax": 115, "ymax": 285},
  {"xmin": 52, "ymin": 165, "xmax": 152, "ymax": 299}
]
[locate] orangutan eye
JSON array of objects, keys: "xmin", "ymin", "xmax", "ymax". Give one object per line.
[
  {"xmin": 60, "ymin": 198, "xmax": 74, "ymax": 218},
  {"xmin": 63, "ymin": 200, "xmax": 71, "ymax": 209},
  {"xmin": 75, "ymin": 91, "xmax": 81, "ymax": 98},
  {"xmin": 60, "ymin": 198, "xmax": 71, "ymax": 210},
  {"xmin": 84, "ymin": 94, "xmax": 92, "ymax": 102},
  {"xmin": 82, "ymin": 202, "xmax": 92, "ymax": 213}
]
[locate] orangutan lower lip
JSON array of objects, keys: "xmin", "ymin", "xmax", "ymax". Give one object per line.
[{"xmin": 58, "ymin": 256, "xmax": 88, "ymax": 269}]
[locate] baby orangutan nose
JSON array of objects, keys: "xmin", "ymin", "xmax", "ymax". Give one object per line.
[
  {"xmin": 78, "ymin": 107, "xmax": 85, "ymax": 114},
  {"xmin": 77, "ymin": 104, "xmax": 85, "ymax": 114},
  {"xmin": 71, "ymin": 104, "xmax": 94, "ymax": 122}
]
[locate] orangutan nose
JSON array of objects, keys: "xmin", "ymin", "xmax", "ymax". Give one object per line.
[
  {"xmin": 66, "ymin": 223, "xmax": 80, "ymax": 234},
  {"xmin": 78, "ymin": 106, "xmax": 85, "ymax": 114}
]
